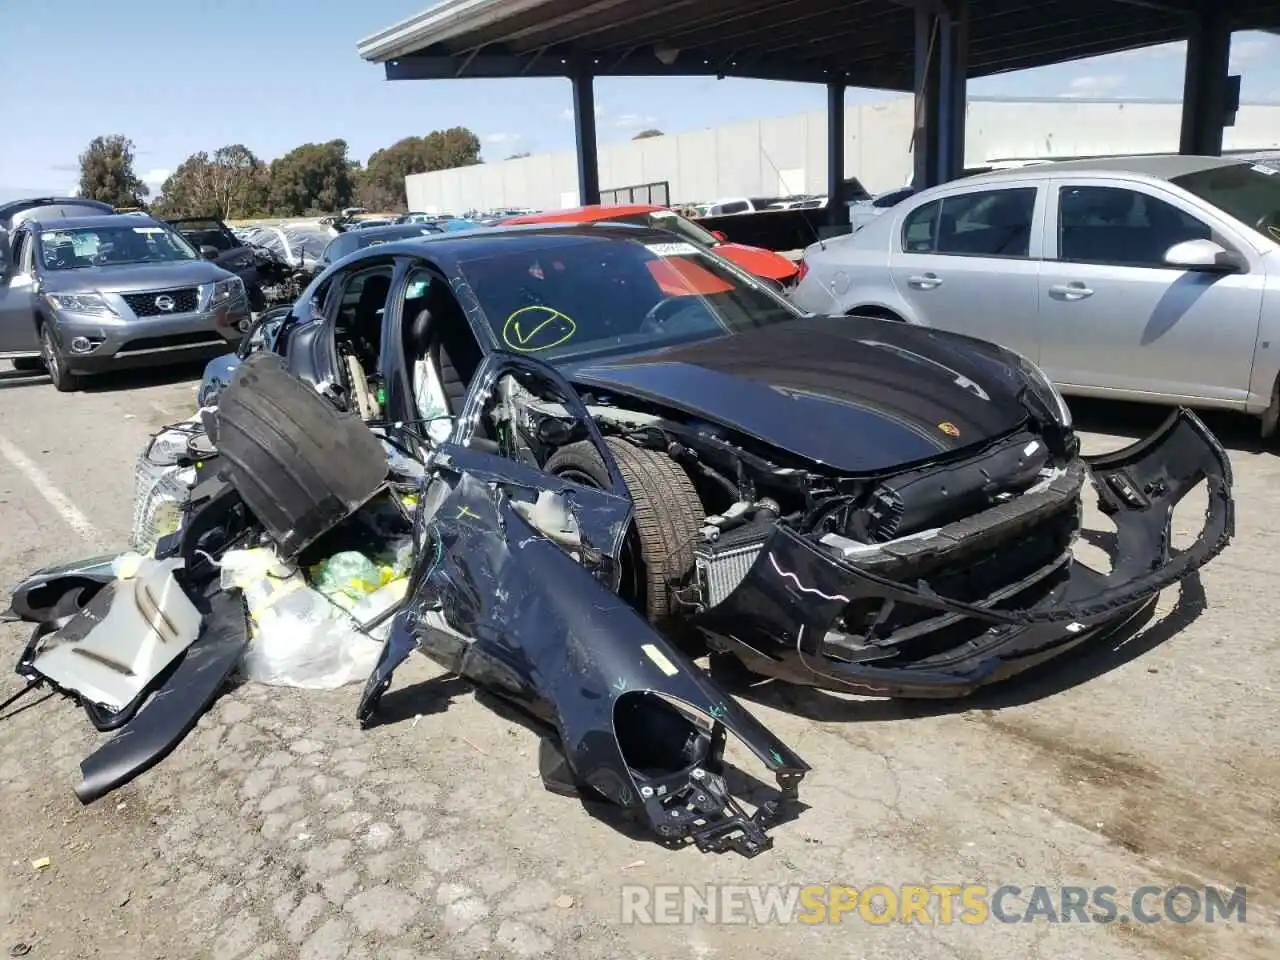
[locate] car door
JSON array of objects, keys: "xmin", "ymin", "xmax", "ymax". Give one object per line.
[
  {"xmin": 888, "ymin": 183, "xmax": 1044, "ymax": 360},
  {"xmin": 1037, "ymin": 179, "xmax": 1262, "ymax": 404},
  {"xmin": 0, "ymin": 227, "xmax": 39, "ymax": 355}
]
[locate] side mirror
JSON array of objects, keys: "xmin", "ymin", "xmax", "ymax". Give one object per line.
[
  {"xmin": 711, "ymin": 230, "xmax": 728, "ymax": 242},
  {"xmin": 200, "ymin": 245, "xmax": 220, "ymax": 261},
  {"xmin": 1163, "ymin": 239, "xmax": 1243, "ymax": 273}
]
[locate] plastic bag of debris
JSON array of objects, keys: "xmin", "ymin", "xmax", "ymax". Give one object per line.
[
  {"xmin": 219, "ymin": 548, "xmax": 387, "ymax": 690},
  {"xmin": 308, "ymin": 541, "xmax": 412, "ymax": 610}
]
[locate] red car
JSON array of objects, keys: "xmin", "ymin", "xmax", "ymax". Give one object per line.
[{"xmin": 501, "ymin": 204, "xmax": 800, "ymax": 287}]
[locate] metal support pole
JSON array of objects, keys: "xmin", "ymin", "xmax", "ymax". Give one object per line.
[
  {"xmin": 940, "ymin": 1, "xmax": 968, "ymax": 183},
  {"xmin": 827, "ymin": 78, "xmax": 847, "ymax": 227},
  {"xmin": 570, "ymin": 67, "xmax": 600, "ymax": 205},
  {"xmin": 913, "ymin": 0, "xmax": 968, "ymax": 188},
  {"xmin": 1178, "ymin": 9, "xmax": 1232, "ymax": 155}
]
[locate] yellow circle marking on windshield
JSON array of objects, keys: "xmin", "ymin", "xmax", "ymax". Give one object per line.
[{"xmin": 503, "ymin": 305, "xmax": 576, "ymax": 352}]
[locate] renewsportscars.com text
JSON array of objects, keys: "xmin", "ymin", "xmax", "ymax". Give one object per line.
[{"xmin": 619, "ymin": 883, "xmax": 1248, "ymax": 926}]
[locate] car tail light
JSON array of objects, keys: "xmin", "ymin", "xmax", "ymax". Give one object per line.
[{"xmin": 793, "ymin": 258, "xmax": 808, "ymax": 285}]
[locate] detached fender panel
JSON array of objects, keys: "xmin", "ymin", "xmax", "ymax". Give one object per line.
[{"xmin": 360, "ymin": 469, "xmax": 808, "ymax": 856}]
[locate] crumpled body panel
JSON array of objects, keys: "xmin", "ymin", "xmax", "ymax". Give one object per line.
[
  {"xmin": 693, "ymin": 408, "xmax": 1234, "ymax": 697},
  {"xmin": 359, "ymin": 465, "xmax": 809, "ymax": 856}
]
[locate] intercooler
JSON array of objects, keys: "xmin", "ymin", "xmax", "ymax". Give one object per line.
[{"xmin": 695, "ymin": 524, "xmax": 771, "ymax": 607}]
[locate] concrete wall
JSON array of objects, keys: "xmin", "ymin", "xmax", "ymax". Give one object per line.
[{"xmin": 405, "ymin": 96, "xmax": 1280, "ymax": 214}]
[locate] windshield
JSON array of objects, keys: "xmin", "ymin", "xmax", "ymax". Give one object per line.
[
  {"xmin": 37, "ymin": 223, "xmax": 197, "ymax": 270},
  {"xmin": 281, "ymin": 225, "xmax": 334, "ymax": 263},
  {"xmin": 456, "ymin": 234, "xmax": 799, "ymax": 364},
  {"xmin": 610, "ymin": 209, "xmax": 721, "ymax": 247},
  {"xmin": 1171, "ymin": 162, "xmax": 1280, "ymax": 241}
]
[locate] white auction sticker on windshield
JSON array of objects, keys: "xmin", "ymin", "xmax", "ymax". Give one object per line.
[
  {"xmin": 645, "ymin": 241, "xmax": 700, "ymax": 257},
  {"xmin": 132, "ymin": 226, "xmax": 165, "ymax": 234},
  {"xmin": 1252, "ymin": 163, "xmax": 1278, "ymax": 175}
]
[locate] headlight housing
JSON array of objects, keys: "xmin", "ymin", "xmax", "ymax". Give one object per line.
[
  {"xmin": 46, "ymin": 292, "xmax": 117, "ymax": 317},
  {"xmin": 210, "ymin": 275, "xmax": 245, "ymax": 305},
  {"xmin": 1012, "ymin": 352, "xmax": 1072, "ymax": 429}
]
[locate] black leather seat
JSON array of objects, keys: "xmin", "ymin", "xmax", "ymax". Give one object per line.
[{"xmin": 405, "ymin": 283, "xmax": 482, "ymax": 416}]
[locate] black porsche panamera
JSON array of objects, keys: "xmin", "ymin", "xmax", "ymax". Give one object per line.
[{"xmin": 7, "ymin": 221, "xmax": 1234, "ymax": 855}]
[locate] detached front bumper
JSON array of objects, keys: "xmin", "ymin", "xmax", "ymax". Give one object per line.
[{"xmin": 694, "ymin": 408, "xmax": 1234, "ymax": 697}]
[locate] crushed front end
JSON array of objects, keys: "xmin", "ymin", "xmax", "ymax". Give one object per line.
[{"xmin": 690, "ymin": 408, "xmax": 1233, "ymax": 697}]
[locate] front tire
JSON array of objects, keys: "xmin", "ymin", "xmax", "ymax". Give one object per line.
[
  {"xmin": 40, "ymin": 324, "xmax": 82, "ymax": 393},
  {"xmin": 544, "ymin": 437, "xmax": 704, "ymax": 623}
]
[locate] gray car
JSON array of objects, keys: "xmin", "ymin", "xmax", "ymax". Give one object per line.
[
  {"xmin": 0, "ymin": 214, "xmax": 249, "ymax": 391},
  {"xmin": 791, "ymin": 154, "xmax": 1280, "ymax": 437}
]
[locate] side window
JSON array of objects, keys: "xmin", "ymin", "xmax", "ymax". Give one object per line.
[
  {"xmin": 1057, "ymin": 185, "xmax": 1213, "ymax": 268},
  {"xmin": 936, "ymin": 188, "xmax": 1036, "ymax": 257},
  {"xmin": 902, "ymin": 200, "xmax": 939, "ymax": 252},
  {"xmin": 719, "ymin": 201, "xmax": 749, "ymax": 215}
]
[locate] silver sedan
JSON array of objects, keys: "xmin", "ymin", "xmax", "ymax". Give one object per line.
[{"xmin": 791, "ymin": 155, "xmax": 1280, "ymax": 436}]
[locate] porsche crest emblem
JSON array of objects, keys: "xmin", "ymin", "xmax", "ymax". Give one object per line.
[{"xmin": 937, "ymin": 421, "xmax": 960, "ymax": 438}]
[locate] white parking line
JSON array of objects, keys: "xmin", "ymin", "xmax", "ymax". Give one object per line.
[{"xmin": 0, "ymin": 433, "xmax": 100, "ymax": 543}]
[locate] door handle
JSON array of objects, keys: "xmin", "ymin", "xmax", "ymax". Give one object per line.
[
  {"xmin": 907, "ymin": 273, "xmax": 942, "ymax": 290},
  {"xmin": 1049, "ymin": 282, "xmax": 1093, "ymax": 300}
]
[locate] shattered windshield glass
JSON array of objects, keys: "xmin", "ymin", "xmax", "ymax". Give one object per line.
[
  {"xmin": 281, "ymin": 224, "xmax": 335, "ymax": 264},
  {"xmin": 456, "ymin": 234, "xmax": 799, "ymax": 363}
]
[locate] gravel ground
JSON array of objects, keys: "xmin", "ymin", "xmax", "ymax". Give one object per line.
[{"xmin": 0, "ymin": 361, "xmax": 1276, "ymax": 960}]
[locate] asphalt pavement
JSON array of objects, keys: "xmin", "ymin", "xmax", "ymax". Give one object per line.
[{"xmin": 0, "ymin": 362, "xmax": 1276, "ymax": 960}]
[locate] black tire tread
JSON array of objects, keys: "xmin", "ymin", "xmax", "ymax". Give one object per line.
[{"xmin": 546, "ymin": 437, "xmax": 704, "ymax": 622}]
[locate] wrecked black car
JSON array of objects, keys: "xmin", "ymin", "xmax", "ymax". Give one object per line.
[
  {"xmin": 3, "ymin": 222, "xmax": 1233, "ymax": 856},
  {"xmin": 168, "ymin": 216, "xmax": 315, "ymax": 312}
]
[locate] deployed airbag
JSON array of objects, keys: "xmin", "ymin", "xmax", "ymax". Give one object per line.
[{"xmin": 213, "ymin": 352, "xmax": 388, "ymax": 560}]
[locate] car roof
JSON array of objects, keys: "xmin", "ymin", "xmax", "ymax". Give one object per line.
[
  {"xmin": 327, "ymin": 221, "xmax": 679, "ymax": 269},
  {"xmin": 30, "ymin": 214, "xmax": 168, "ymax": 231},
  {"xmin": 503, "ymin": 203, "xmax": 660, "ymax": 225},
  {"xmin": 327, "ymin": 223, "xmax": 442, "ymax": 245},
  {"xmin": 0, "ymin": 196, "xmax": 114, "ymax": 218},
  {"xmin": 961, "ymin": 153, "xmax": 1247, "ymax": 186}
]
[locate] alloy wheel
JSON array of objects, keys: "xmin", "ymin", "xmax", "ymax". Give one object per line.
[{"xmin": 40, "ymin": 326, "xmax": 62, "ymax": 388}]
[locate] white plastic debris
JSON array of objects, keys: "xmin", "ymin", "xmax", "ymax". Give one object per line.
[
  {"xmin": 220, "ymin": 548, "xmax": 386, "ymax": 690},
  {"xmin": 32, "ymin": 556, "xmax": 201, "ymax": 710}
]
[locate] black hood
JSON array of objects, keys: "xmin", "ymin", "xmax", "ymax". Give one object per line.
[{"xmin": 572, "ymin": 316, "xmax": 1034, "ymax": 474}]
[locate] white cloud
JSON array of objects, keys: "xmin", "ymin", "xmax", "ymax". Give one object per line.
[
  {"xmin": 612, "ymin": 113, "xmax": 658, "ymax": 129},
  {"xmin": 1231, "ymin": 37, "xmax": 1270, "ymax": 71},
  {"xmin": 484, "ymin": 132, "xmax": 521, "ymax": 144},
  {"xmin": 1060, "ymin": 74, "xmax": 1126, "ymax": 98},
  {"xmin": 1111, "ymin": 41, "xmax": 1185, "ymax": 61},
  {"xmin": 558, "ymin": 104, "xmax": 604, "ymax": 121},
  {"xmin": 140, "ymin": 168, "xmax": 170, "ymax": 193}
]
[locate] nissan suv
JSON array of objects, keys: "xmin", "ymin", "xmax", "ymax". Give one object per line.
[{"xmin": 0, "ymin": 214, "xmax": 249, "ymax": 391}]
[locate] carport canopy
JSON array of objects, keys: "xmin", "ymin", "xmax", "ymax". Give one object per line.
[{"xmin": 359, "ymin": 0, "xmax": 1280, "ymax": 213}]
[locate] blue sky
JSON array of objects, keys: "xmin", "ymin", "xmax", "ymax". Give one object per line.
[{"xmin": 3, "ymin": 1, "xmax": 1279, "ymax": 197}]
